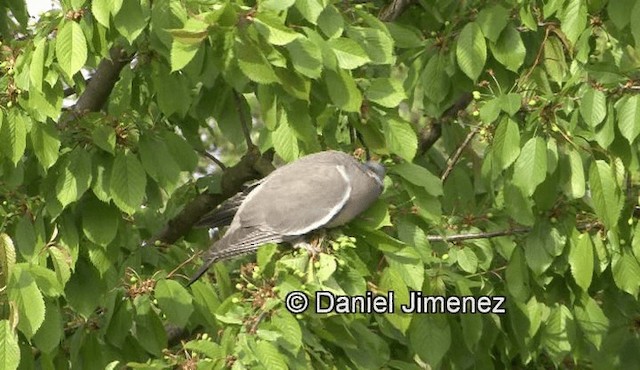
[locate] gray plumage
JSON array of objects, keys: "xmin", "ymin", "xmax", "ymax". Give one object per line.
[{"xmin": 187, "ymin": 150, "xmax": 385, "ymax": 285}]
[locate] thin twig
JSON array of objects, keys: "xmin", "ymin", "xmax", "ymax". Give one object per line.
[
  {"xmin": 427, "ymin": 221, "xmax": 602, "ymax": 243},
  {"xmin": 249, "ymin": 311, "xmax": 268, "ymax": 334},
  {"xmin": 166, "ymin": 251, "xmax": 203, "ymax": 280},
  {"xmin": 440, "ymin": 124, "xmax": 482, "ymax": 182},
  {"xmin": 199, "ymin": 150, "xmax": 226, "ymax": 170},
  {"xmin": 233, "ymin": 91, "xmax": 255, "ymax": 149}
]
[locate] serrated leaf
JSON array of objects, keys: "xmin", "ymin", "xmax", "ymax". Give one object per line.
[
  {"xmin": 327, "ymin": 37, "xmax": 369, "ymax": 69},
  {"xmin": 154, "ymin": 279, "xmax": 193, "ymax": 327},
  {"xmin": 589, "ymin": 160, "xmax": 622, "ymax": 229},
  {"xmin": 365, "ymin": 78, "xmax": 406, "ymax": 108},
  {"xmin": 317, "ymin": 5, "xmax": 343, "ymax": 39},
  {"xmin": 384, "ymin": 118, "xmax": 417, "ymax": 162},
  {"xmin": 272, "ymin": 121, "xmax": 299, "ymax": 162},
  {"xmin": 286, "ymin": 38, "xmax": 322, "ymax": 78},
  {"xmin": 0, "ymin": 110, "xmax": 27, "ymax": 166},
  {"xmin": 255, "ymin": 340, "xmax": 287, "ymax": 370},
  {"xmin": 409, "ymin": 315, "xmax": 450, "ymax": 366},
  {"xmin": 184, "ymin": 340, "xmax": 223, "ymax": 359},
  {"xmin": 91, "ymin": 126, "xmax": 116, "ymax": 154},
  {"xmin": 9, "ymin": 266, "xmax": 46, "ymax": 339},
  {"xmin": 55, "ymin": 21, "xmax": 87, "ymax": 78},
  {"xmin": 391, "ymin": 162, "xmax": 442, "ymax": 196},
  {"xmin": 491, "ymin": 117, "xmax": 520, "ymax": 170},
  {"xmin": 30, "ymin": 38, "xmax": 46, "ymax": 92},
  {"xmin": 236, "ymin": 36, "xmax": 279, "ymax": 84},
  {"xmin": 568, "ymin": 233, "xmax": 594, "ymax": 291},
  {"xmin": 500, "ymin": 93, "xmax": 522, "ymax": 116},
  {"xmin": 560, "ymin": 0, "xmax": 587, "ymax": 45},
  {"xmin": 295, "ymin": 0, "xmax": 324, "ymax": 24},
  {"xmin": 254, "ymin": 13, "xmax": 300, "ymax": 46},
  {"xmin": 564, "ymin": 149, "xmax": 585, "ymax": 199},
  {"xmin": 476, "ymin": 5, "xmax": 509, "ymax": 42},
  {"xmin": 109, "ymin": 151, "xmax": 147, "ymax": 214},
  {"xmin": 0, "ymin": 234, "xmax": 16, "ymax": 289},
  {"xmin": 512, "ymin": 137, "xmax": 547, "ymax": 196},
  {"xmin": 456, "ymin": 22, "xmax": 486, "ymax": 80},
  {"xmin": 324, "ymin": 68, "xmax": 362, "ymax": 112},
  {"xmin": 457, "ymin": 247, "xmax": 479, "ymax": 273},
  {"xmin": 422, "ymin": 54, "xmax": 450, "ymax": 104},
  {"xmin": 346, "ymin": 26, "xmax": 394, "ymax": 64},
  {"xmin": 0, "ymin": 320, "xmax": 19, "ymax": 370},
  {"xmin": 82, "ymin": 197, "xmax": 119, "ymax": 247},
  {"xmin": 271, "ymin": 310, "xmax": 302, "ymax": 350},
  {"xmin": 541, "ymin": 305, "xmax": 574, "ymax": 362},
  {"xmin": 55, "ymin": 148, "xmax": 92, "ymax": 208},
  {"xmin": 379, "ymin": 267, "xmax": 411, "ymax": 333},
  {"xmin": 163, "ymin": 131, "xmax": 198, "ymax": 172},
  {"xmin": 489, "ymin": 26, "xmax": 527, "ymax": 72},
  {"xmin": 139, "ymin": 135, "xmax": 181, "ymax": 193},
  {"xmin": 134, "ymin": 296, "xmax": 167, "ymax": 356},
  {"xmin": 580, "ymin": 88, "xmax": 606, "ymax": 127},
  {"xmin": 612, "ymin": 252, "xmax": 640, "ymax": 296},
  {"xmin": 30, "ymin": 122, "xmax": 60, "ymax": 169},
  {"xmin": 92, "ymin": 0, "xmax": 123, "ymax": 27},
  {"xmin": 616, "ymin": 95, "xmax": 640, "ymax": 144},
  {"xmin": 113, "ymin": 0, "xmax": 149, "ymax": 44},
  {"xmin": 170, "ymin": 40, "xmax": 200, "ymax": 72},
  {"xmin": 574, "ymin": 296, "xmax": 608, "ymax": 350},
  {"xmin": 544, "ymin": 37, "xmax": 567, "ymax": 84}
]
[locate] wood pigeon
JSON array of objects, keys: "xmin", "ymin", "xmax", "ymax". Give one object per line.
[{"xmin": 188, "ymin": 150, "xmax": 385, "ymax": 285}]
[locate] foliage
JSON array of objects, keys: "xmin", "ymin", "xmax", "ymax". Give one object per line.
[{"xmin": 0, "ymin": 0, "xmax": 639, "ymax": 369}]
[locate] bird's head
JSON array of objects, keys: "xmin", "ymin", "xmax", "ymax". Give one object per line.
[{"xmin": 364, "ymin": 160, "xmax": 386, "ymax": 186}]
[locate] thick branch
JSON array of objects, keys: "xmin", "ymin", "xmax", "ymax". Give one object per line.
[
  {"xmin": 149, "ymin": 149, "xmax": 275, "ymax": 246},
  {"xmin": 74, "ymin": 47, "xmax": 131, "ymax": 113}
]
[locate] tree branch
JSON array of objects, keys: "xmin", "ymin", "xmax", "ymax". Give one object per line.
[
  {"xmin": 149, "ymin": 148, "xmax": 275, "ymax": 246},
  {"xmin": 378, "ymin": 0, "xmax": 414, "ymax": 21}
]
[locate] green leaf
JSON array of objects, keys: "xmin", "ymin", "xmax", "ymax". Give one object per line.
[
  {"xmin": 255, "ymin": 340, "xmax": 287, "ymax": 370},
  {"xmin": 489, "ymin": 26, "xmax": 527, "ymax": 72},
  {"xmin": 55, "ymin": 148, "xmax": 92, "ymax": 208},
  {"xmin": 236, "ymin": 36, "xmax": 279, "ymax": 84},
  {"xmin": 616, "ymin": 95, "xmax": 640, "ymax": 144},
  {"xmin": 170, "ymin": 40, "xmax": 200, "ymax": 72},
  {"xmin": 365, "ymin": 78, "xmax": 406, "ymax": 108},
  {"xmin": 184, "ymin": 340, "xmax": 223, "ymax": 359},
  {"xmin": 295, "ymin": 0, "xmax": 324, "ymax": 24},
  {"xmin": 476, "ymin": 5, "xmax": 509, "ymax": 42},
  {"xmin": 55, "ymin": 21, "xmax": 87, "ymax": 78},
  {"xmin": 457, "ymin": 247, "xmax": 479, "ymax": 273},
  {"xmin": 500, "ymin": 93, "xmax": 522, "ymax": 116},
  {"xmin": 26, "ymin": 264, "xmax": 63, "ymax": 297},
  {"xmin": 134, "ymin": 296, "xmax": 167, "ymax": 356},
  {"xmin": 324, "ymin": 68, "xmax": 362, "ymax": 112},
  {"xmin": 254, "ymin": 13, "xmax": 300, "ymax": 46},
  {"xmin": 113, "ymin": 0, "xmax": 149, "ymax": 44},
  {"xmin": 30, "ymin": 38, "xmax": 46, "ymax": 92},
  {"xmin": 9, "ymin": 266, "xmax": 46, "ymax": 339},
  {"xmin": 391, "ymin": 162, "xmax": 442, "ymax": 196},
  {"xmin": 259, "ymin": 0, "xmax": 295, "ymax": 12},
  {"xmin": 163, "ymin": 131, "xmax": 198, "ymax": 172},
  {"xmin": 456, "ymin": 22, "xmax": 486, "ymax": 80},
  {"xmin": 421, "ymin": 54, "xmax": 450, "ymax": 104},
  {"xmin": 0, "ymin": 320, "xmax": 20, "ymax": 370},
  {"xmin": 30, "ymin": 122, "xmax": 60, "ymax": 169},
  {"xmin": 0, "ymin": 110, "xmax": 27, "ymax": 166},
  {"xmin": 154, "ymin": 279, "xmax": 193, "ymax": 327},
  {"xmin": 512, "ymin": 137, "xmax": 547, "ymax": 196},
  {"xmin": 544, "ymin": 37, "xmax": 567, "ymax": 84},
  {"xmin": 409, "ymin": 315, "xmax": 450, "ymax": 366},
  {"xmin": 574, "ymin": 296, "xmax": 608, "ymax": 350},
  {"xmin": 580, "ymin": 87, "xmax": 607, "ymax": 127},
  {"xmin": 612, "ymin": 251, "xmax": 640, "ymax": 296},
  {"xmin": 379, "ymin": 267, "xmax": 411, "ymax": 333},
  {"xmin": 386, "ymin": 23, "xmax": 424, "ymax": 48},
  {"xmin": 607, "ymin": 0, "xmax": 635, "ymax": 29},
  {"xmin": 91, "ymin": 126, "xmax": 116, "ymax": 154},
  {"xmin": 317, "ymin": 5, "xmax": 343, "ymax": 39},
  {"xmin": 109, "ymin": 151, "xmax": 147, "ymax": 214},
  {"xmin": 286, "ymin": 38, "xmax": 322, "ymax": 78},
  {"xmin": 563, "ymin": 149, "xmax": 585, "ymax": 199},
  {"xmin": 491, "ymin": 117, "xmax": 520, "ymax": 170},
  {"xmin": 346, "ymin": 27, "xmax": 394, "ymax": 65},
  {"xmin": 632, "ymin": 1, "xmax": 640, "ymax": 48},
  {"xmin": 92, "ymin": 0, "xmax": 123, "ymax": 27},
  {"xmin": 0, "ymin": 234, "xmax": 16, "ymax": 293},
  {"xmin": 505, "ymin": 247, "xmax": 530, "ymax": 301},
  {"xmin": 82, "ymin": 197, "xmax": 120, "ymax": 247},
  {"xmin": 384, "ymin": 118, "xmax": 417, "ymax": 162},
  {"xmin": 271, "ymin": 310, "xmax": 302, "ymax": 351},
  {"xmin": 139, "ymin": 135, "xmax": 181, "ymax": 192},
  {"xmin": 327, "ymin": 37, "xmax": 370, "ymax": 69},
  {"xmin": 541, "ymin": 305, "xmax": 574, "ymax": 362},
  {"xmin": 589, "ymin": 160, "xmax": 622, "ymax": 229},
  {"xmin": 560, "ymin": 0, "xmax": 587, "ymax": 45},
  {"xmin": 479, "ymin": 97, "xmax": 501, "ymax": 123},
  {"xmin": 272, "ymin": 121, "xmax": 299, "ymax": 162},
  {"xmin": 568, "ymin": 233, "xmax": 594, "ymax": 291}
]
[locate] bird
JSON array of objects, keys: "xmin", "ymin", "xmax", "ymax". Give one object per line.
[{"xmin": 187, "ymin": 150, "xmax": 385, "ymax": 286}]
